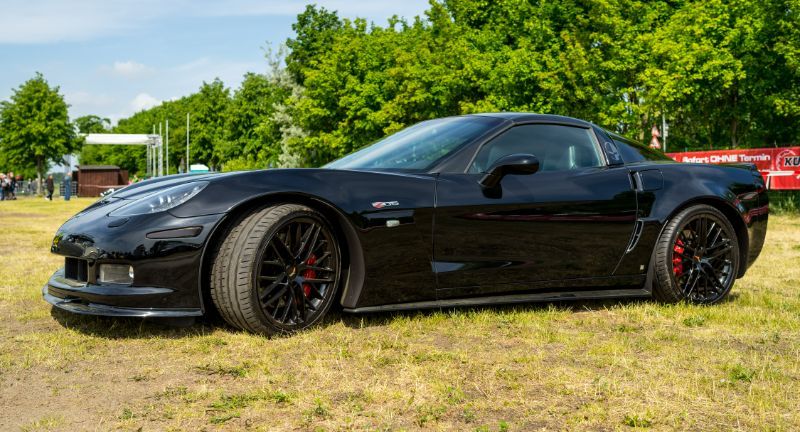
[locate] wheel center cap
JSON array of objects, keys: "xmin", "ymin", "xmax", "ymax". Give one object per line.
[{"xmin": 287, "ymin": 266, "xmax": 297, "ymax": 277}]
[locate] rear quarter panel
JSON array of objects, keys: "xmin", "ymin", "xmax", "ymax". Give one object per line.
[{"xmin": 615, "ymin": 162, "xmax": 768, "ymax": 278}]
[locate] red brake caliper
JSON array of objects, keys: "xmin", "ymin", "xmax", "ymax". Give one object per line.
[
  {"xmin": 673, "ymin": 238, "xmax": 685, "ymax": 277},
  {"xmin": 302, "ymin": 254, "xmax": 317, "ymax": 298}
]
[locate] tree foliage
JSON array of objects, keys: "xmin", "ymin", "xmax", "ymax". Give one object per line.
[
  {"xmin": 4, "ymin": 0, "xmax": 798, "ymax": 176},
  {"xmin": 282, "ymin": 0, "xmax": 800, "ymax": 162},
  {"xmin": 74, "ymin": 115, "xmax": 110, "ymax": 134},
  {"xmin": 286, "ymin": 5, "xmax": 343, "ymax": 83},
  {"xmin": 217, "ymin": 71, "xmax": 289, "ymax": 169},
  {"xmin": 0, "ymin": 73, "xmax": 79, "ymax": 190}
]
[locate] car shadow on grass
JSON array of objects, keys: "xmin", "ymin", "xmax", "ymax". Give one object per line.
[
  {"xmin": 329, "ymin": 296, "xmax": 655, "ymax": 330},
  {"xmin": 327, "ymin": 290, "xmax": 741, "ymax": 330},
  {"xmin": 48, "ymin": 306, "xmax": 224, "ymax": 339},
  {"xmin": 49, "ymin": 293, "xmax": 736, "ymax": 339}
]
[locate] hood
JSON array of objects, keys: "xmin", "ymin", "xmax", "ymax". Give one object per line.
[
  {"xmin": 107, "ymin": 168, "xmax": 432, "ymax": 201},
  {"xmin": 110, "ymin": 172, "xmax": 230, "ymax": 200}
]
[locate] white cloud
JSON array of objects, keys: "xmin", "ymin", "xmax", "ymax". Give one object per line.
[
  {"xmin": 196, "ymin": 0, "xmax": 430, "ymax": 20},
  {"xmin": 130, "ymin": 93, "xmax": 161, "ymax": 112},
  {"xmin": 0, "ymin": 1, "xmax": 160, "ymax": 44},
  {"xmin": 65, "ymin": 90, "xmax": 114, "ymax": 108},
  {"xmin": 69, "ymin": 57, "xmax": 257, "ymax": 120},
  {"xmin": 173, "ymin": 57, "xmax": 212, "ymax": 72},
  {"xmin": 103, "ymin": 60, "xmax": 154, "ymax": 78},
  {"xmin": 170, "ymin": 57, "xmax": 261, "ymax": 84},
  {"xmin": 0, "ymin": 0, "xmax": 429, "ymax": 44}
]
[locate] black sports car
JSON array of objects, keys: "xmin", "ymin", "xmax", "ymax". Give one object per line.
[{"xmin": 45, "ymin": 113, "xmax": 769, "ymax": 334}]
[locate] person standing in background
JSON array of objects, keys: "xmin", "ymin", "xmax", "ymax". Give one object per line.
[
  {"xmin": 63, "ymin": 173, "xmax": 72, "ymax": 201},
  {"xmin": 46, "ymin": 175, "xmax": 54, "ymax": 200},
  {"xmin": 0, "ymin": 173, "xmax": 6, "ymax": 201},
  {"xmin": 8, "ymin": 172, "xmax": 16, "ymax": 200}
]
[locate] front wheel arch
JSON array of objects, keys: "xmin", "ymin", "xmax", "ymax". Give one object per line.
[{"xmin": 198, "ymin": 193, "xmax": 365, "ymax": 317}]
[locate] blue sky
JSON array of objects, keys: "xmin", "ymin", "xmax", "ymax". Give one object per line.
[{"xmin": 0, "ymin": 0, "xmax": 430, "ymax": 125}]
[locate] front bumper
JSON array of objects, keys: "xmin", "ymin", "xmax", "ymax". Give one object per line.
[
  {"xmin": 47, "ymin": 197, "xmax": 228, "ymax": 315},
  {"xmin": 43, "ymin": 268, "xmax": 202, "ymax": 317}
]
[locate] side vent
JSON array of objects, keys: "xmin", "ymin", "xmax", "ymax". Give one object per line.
[
  {"xmin": 626, "ymin": 220, "xmax": 644, "ymax": 253},
  {"xmin": 630, "ymin": 170, "xmax": 663, "ymax": 191},
  {"xmin": 630, "ymin": 172, "xmax": 643, "ymax": 191}
]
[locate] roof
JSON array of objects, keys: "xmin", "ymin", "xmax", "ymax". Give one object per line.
[
  {"xmin": 470, "ymin": 112, "xmax": 593, "ymax": 127},
  {"xmin": 76, "ymin": 165, "xmax": 120, "ymax": 171}
]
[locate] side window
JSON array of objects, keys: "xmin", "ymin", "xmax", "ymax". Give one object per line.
[
  {"xmin": 470, "ymin": 124, "xmax": 603, "ymax": 173},
  {"xmin": 612, "ymin": 138, "xmax": 672, "ymax": 163}
]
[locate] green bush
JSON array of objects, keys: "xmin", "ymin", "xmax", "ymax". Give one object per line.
[{"xmin": 768, "ymin": 191, "xmax": 800, "ymax": 214}]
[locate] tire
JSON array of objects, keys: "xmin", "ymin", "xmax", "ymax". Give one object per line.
[
  {"xmin": 210, "ymin": 204, "xmax": 341, "ymax": 335},
  {"xmin": 652, "ymin": 204, "xmax": 740, "ymax": 304}
]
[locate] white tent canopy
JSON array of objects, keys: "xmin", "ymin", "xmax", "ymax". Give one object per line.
[
  {"xmin": 84, "ymin": 134, "xmax": 157, "ymax": 146},
  {"xmin": 82, "ymin": 133, "xmax": 164, "ymax": 177}
]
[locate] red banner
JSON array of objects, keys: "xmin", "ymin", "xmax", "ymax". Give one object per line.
[{"xmin": 666, "ymin": 147, "xmax": 800, "ymax": 190}]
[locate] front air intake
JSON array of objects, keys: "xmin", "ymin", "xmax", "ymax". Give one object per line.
[{"xmin": 64, "ymin": 257, "xmax": 88, "ymax": 282}]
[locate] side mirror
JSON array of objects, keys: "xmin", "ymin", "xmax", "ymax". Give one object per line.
[{"xmin": 479, "ymin": 153, "xmax": 540, "ymax": 189}]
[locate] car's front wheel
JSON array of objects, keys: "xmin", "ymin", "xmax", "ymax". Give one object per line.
[
  {"xmin": 210, "ymin": 204, "xmax": 341, "ymax": 335},
  {"xmin": 652, "ymin": 204, "xmax": 740, "ymax": 304}
]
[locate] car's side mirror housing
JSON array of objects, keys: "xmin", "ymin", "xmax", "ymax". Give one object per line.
[{"xmin": 479, "ymin": 153, "xmax": 540, "ymax": 189}]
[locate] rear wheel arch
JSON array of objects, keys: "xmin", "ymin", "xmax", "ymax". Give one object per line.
[
  {"xmin": 198, "ymin": 193, "xmax": 365, "ymax": 316},
  {"xmin": 651, "ymin": 203, "xmax": 740, "ymax": 303},
  {"xmin": 659, "ymin": 197, "xmax": 748, "ymax": 278}
]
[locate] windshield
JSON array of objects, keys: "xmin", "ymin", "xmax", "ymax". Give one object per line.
[{"xmin": 324, "ymin": 116, "xmax": 502, "ymax": 171}]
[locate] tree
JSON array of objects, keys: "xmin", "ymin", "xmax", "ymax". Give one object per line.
[
  {"xmin": 218, "ymin": 71, "xmax": 289, "ymax": 170},
  {"xmin": 74, "ymin": 115, "xmax": 110, "ymax": 133},
  {"xmin": 282, "ymin": 0, "xmax": 800, "ymax": 159},
  {"xmin": 286, "ymin": 5, "xmax": 343, "ymax": 83},
  {"xmin": 0, "ymin": 73, "xmax": 79, "ymax": 193},
  {"xmin": 189, "ymin": 79, "xmax": 230, "ymax": 169}
]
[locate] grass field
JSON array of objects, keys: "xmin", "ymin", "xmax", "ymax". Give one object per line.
[{"xmin": 0, "ymin": 197, "xmax": 798, "ymax": 431}]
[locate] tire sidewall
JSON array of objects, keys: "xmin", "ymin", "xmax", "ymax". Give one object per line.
[{"xmin": 250, "ymin": 206, "xmax": 341, "ymax": 334}]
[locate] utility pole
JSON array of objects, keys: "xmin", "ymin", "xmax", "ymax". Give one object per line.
[
  {"xmin": 662, "ymin": 113, "xmax": 668, "ymax": 153},
  {"xmin": 149, "ymin": 124, "xmax": 156, "ymax": 177},
  {"xmin": 186, "ymin": 113, "xmax": 190, "ymax": 173},
  {"xmin": 145, "ymin": 139, "xmax": 150, "ymax": 178},
  {"xmin": 154, "ymin": 124, "xmax": 158, "ymax": 177},
  {"xmin": 158, "ymin": 123, "xmax": 163, "ymax": 177},
  {"xmin": 166, "ymin": 119, "xmax": 170, "ymax": 175}
]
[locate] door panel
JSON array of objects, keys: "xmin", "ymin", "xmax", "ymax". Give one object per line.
[{"xmin": 433, "ymin": 166, "xmax": 637, "ymax": 296}]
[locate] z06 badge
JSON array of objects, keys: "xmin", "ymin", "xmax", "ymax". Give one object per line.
[{"xmin": 371, "ymin": 201, "xmax": 399, "ymax": 209}]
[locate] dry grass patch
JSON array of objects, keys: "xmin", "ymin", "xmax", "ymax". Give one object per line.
[{"xmin": 0, "ymin": 197, "xmax": 798, "ymax": 430}]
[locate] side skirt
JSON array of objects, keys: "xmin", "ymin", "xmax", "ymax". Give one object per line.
[{"xmin": 342, "ymin": 288, "xmax": 651, "ymax": 313}]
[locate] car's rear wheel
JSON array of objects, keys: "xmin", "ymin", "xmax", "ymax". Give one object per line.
[
  {"xmin": 210, "ymin": 204, "xmax": 341, "ymax": 335},
  {"xmin": 652, "ymin": 205, "xmax": 740, "ymax": 304}
]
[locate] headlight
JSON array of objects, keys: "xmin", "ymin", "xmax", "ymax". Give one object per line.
[{"xmin": 109, "ymin": 182, "xmax": 208, "ymax": 217}]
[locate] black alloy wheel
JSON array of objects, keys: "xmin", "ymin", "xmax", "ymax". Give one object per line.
[
  {"xmin": 256, "ymin": 216, "xmax": 339, "ymax": 327},
  {"xmin": 652, "ymin": 205, "xmax": 740, "ymax": 304},
  {"xmin": 670, "ymin": 214, "xmax": 736, "ymax": 302},
  {"xmin": 210, "ymin": 204, "xmax": 341, "ymax": 335}
]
